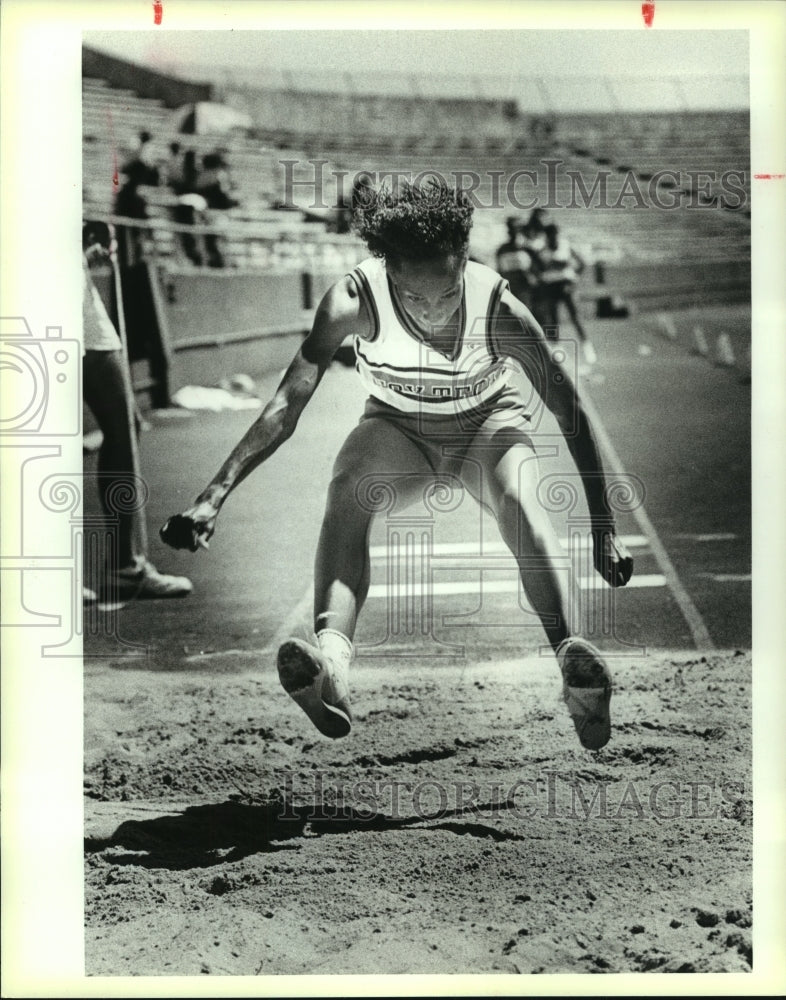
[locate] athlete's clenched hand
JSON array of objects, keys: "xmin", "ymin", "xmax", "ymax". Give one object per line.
[
  {"xmin": 592, "ymin": 528, "xmax": 633, "ymax": 588},
  {"xmin": 160, "ymin": 501, "xmax": 218, "ymax": 552}
]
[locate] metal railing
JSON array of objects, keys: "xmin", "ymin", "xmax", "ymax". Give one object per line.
[{"xmin": 84, "ymin": 211, "xmax": 366, "ymax": 273}]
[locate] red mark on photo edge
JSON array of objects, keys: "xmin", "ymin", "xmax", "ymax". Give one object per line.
[
  {"xmin": 642, "ymin": 2, "xmax": 655, "ymax": 27},
  {"xmin": 107, "ymin": 109, "xmax": 119, "ymax": 189},
  {"xmin": 754, "ymin": 174, "xmax": 785, "ymax": 179},
  {"xmin": 154, "ymin": 1, "xmax": 163, "ymax": 25}
]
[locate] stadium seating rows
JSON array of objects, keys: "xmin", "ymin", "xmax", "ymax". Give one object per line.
[
  {"xmin": 559, "ymin": 110, "xmax": 750, "ymax": 211},
  {"xmin": 82, "ymin": 72, "xmax": 750, "ymax": 275}
]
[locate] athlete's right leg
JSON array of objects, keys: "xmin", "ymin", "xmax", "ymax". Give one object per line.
[
  {"xmin": 277, "ymin": 414, "xmax": 436, "ymax": 738},
  {"xmin": 314, "ymin": 415, "xmax": 436, "ymax": 639},
  {"xmin": 458, "ymin": 429, "xmax": 577, "ymax": 652}
]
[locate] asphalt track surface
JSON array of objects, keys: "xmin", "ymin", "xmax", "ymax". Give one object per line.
[{"xmin": 84, "ymin": 302, "xmax": 751, "ymax": 664}]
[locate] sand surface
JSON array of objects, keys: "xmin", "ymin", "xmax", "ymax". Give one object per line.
[{"xmin": 84, "ymin": 646, "xmax": 752, "ymax": 977}]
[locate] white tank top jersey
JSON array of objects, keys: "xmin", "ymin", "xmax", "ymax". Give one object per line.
[
  {"xmin": 540, "ymin": 238, "xmax": 577, "ymax": 284},
  {"xmin": 348, "ymin": 257, "xmax": 515, "ymax": 415}
]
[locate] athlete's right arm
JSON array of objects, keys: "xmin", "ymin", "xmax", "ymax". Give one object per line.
[{"xmin": 160, "ymin": 275, "xmax": 369, "ymax": 551}]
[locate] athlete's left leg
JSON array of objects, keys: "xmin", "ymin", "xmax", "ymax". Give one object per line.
[
  {"xmin": 458, "ymin": 429, "xmax": 576, "ymax": 651},
  {"xmin": 457, "ymin": 423, "xmax": 612, "ymax": 749}
]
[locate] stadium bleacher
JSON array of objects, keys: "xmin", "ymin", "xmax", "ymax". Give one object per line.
[
  {"xmin": 82, "ymin": 64, "xmax": 750, "ymax": 265},
  {"xmin": 81, "ymin": 49, "xmax": 751, "ymax": 404},
  {"xmin": 559, "ymin": 110, "xmax": 750, "ymax": 215}
]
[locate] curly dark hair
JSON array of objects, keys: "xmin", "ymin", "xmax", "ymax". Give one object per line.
[{"xmin": 352, "ymin": 175, "xmax": 473, "ymax": 264}]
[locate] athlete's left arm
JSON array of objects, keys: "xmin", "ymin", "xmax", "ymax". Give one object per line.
[{"xmin": 492, "ymin": 291, "xmax": 633, "ymax": 587}]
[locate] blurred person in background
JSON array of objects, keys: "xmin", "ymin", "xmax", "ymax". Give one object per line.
[
  {"xmin": 114, "ymin": 130, "xmax": 161, "ymax": 266},
  {"xmin": 495, "ymin": 216, "xmax": 539, "ymax": 313},
  {"xmin": 196, "ymin": 152, "xmax": 240, "ymax": 210},
  {"xmin": 538, "ymin": 223, "xmax": 596, "ymax": 365},
  {"xmin": 181, "ymin": 149, "xmax": 200, "ymax": 195},
  {"xmin": 162, "ymin": 141, "xmax": 187, "ymax": 195},
  {"xmin": 172, "ymin": 191, "xmax": 209, "ymax": 267},
  {"xmin": 115, "ymin": 129, "xmax": 160, "ymax": 220},
  {"xmin": 522, "ymin": 207, "xmax": 549, "ymax": 254},
  {"xmin": 82, "ymin": 222, "xmax": 192, "ymax": 601},
  {"xmin": 195, "ymin": 151, "xmax": 240, "ymax": 268},
  {"xmin": 518, "ymin": 209, "xmax": 550, "ymax": 330},
  {"xmin": 171, "ymin": 148, "xmax": 206, "ymax": 266}
]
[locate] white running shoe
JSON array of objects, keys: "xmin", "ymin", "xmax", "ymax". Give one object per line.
[
  {"xmin": 556, "ymin": 637, "xmax": 612, "ymax": 750},
  {"xmin": 277, "ymin": 638, "xmax": 352, "ymax": 739},
  {"xmin": 104, "ymin": 559, "xmax": 193, "ymax": 600},
  {"xmin": 583, "ymin": 342, "xmax": 597, "ymax": 366}
]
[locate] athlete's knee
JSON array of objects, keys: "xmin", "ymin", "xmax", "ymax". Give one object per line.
[
  {"xmin": 496, "ymin": 488, "xmax": 552, "ymax": 552},
  {"xmin": 326, "ymin": 466, "xmax": 384, "ymax": 521},
  {"xmin": 326, "ymin": 467, "xmax": 358, "ymax": 506}
]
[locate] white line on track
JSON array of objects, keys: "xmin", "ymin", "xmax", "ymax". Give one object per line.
[
  {"xmin": 579, "ymin": 386, "xmax": 715, "ymax": 650},
  {"xmin": 699, "ymin": 573, "xmax": 751, "ymax": 583},
  {"xmin": 675, "ymin": 533, "xmax": 737, "ymax": 542},
  {"xmin": 394, "ymin": 556, "xmax": 638, "ymax": 571},
  {"xmin": 367, "ymin": 574, "xmax": 666, "ymax": 599},
  {"xmin": 369, "ymin": 535, "xmax": 649, "ymax": 559}
]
